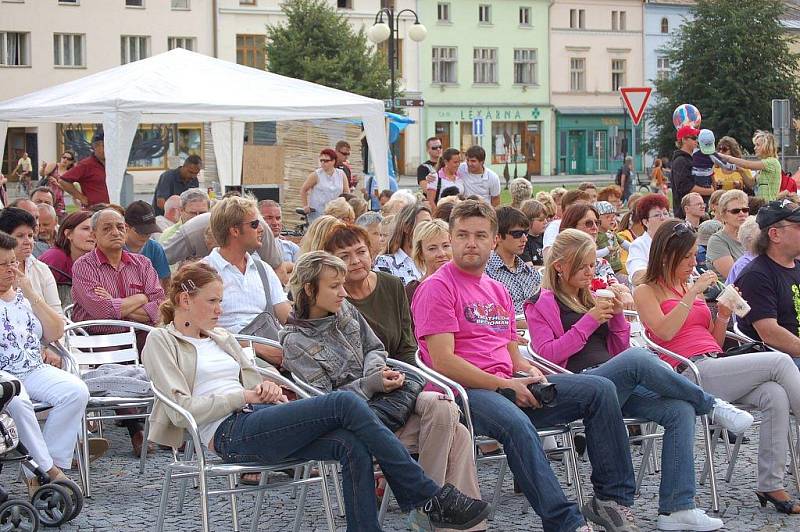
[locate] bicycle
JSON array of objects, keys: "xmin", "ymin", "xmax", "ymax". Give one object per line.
[{"xmin": 280, "ymin": 207, "xmax": 315, "ymax": 239}]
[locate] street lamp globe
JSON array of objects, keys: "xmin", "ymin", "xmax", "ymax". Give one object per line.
[
  {"xmin": 367, "ymin": 22, "xmax": 391, "ymax": 44},
  {"xmin": 408, "ymin": 22, "xmax": 427, "ymax": 42}
]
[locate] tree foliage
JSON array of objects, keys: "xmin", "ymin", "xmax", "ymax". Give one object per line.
[
  {"xmin": 647, "ymin": 0, "xmax": 800, "ymax": 157},
  {"xmin": 266, "ymin": 0, "xmax": 391, "ymax": 100}
]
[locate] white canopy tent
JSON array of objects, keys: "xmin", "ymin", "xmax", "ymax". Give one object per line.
[{"xmin": 0, "ymin": 48, "xmax": 389, "ymax": 203}]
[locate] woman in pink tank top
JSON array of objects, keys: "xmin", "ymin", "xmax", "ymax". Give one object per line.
[{"xmin": 635, "ymin": 219, "xmax": 800, "ymax": 514}]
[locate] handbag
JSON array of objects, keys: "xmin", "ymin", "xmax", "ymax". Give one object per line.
[
  {"xmin": 723, "ymin": 340, "xmax": 771, "ymax": 357},
  {"xmin": 239, "ymin": 259, "xmax": 282, "ymax": 341},
  {"xmin": 367, "ymin": 370, "xmax": 425, "ymax": 432}
]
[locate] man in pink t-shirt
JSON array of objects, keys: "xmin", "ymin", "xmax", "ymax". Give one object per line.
[{"xmin": 412, "ymin": 200, "xmax": 639, "ymax": 532}]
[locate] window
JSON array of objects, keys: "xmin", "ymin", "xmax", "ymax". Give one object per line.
[
  {"xmin": 519, "ymin": 7, "xmax": 530, "ymax": 26},
  {"xmin": 59, "ymin": 0, "xmax": 79, "ymax": 4},
  {"xmin": 611, "ymin": 11, "xmax": 618, "ymax": 30},
  {"xmin": 473, "ymin": 47, "xmax": 497, "ymax": 84},
  {"xmin": 570, "ymin": 58, "xmax": 585, "ymax": 91},
  {"xmin": 432, "ymin": 46, "xmax": 457, "ymax": 83},
  {"xmin": 570, "ymin": 9, "xmax": 585, "ymax": 29},
  {"xmin": 620, "ymin": 11, "xmax": 627, "ymax": 30},
  {"xmin": 437, "ymin": 2, "xmax": 450, "ymax": 22},
  {"xmin": 171, "ymin": 0, "xmax": 189, "ymax": 8},
  {"xmin": 491, "ymin": 121, "xmax": 540, "ymax": 166},
  {"xmin": 239, "ymin": 0, "xmax": 255, "ymax": 4},
  {"xmin": 0, "ymin": 32, "xmax": 30, "ymax": 66},
  {"xmin": 611, "ymin": 59, "xmax": 626, "ymax": 91},
  {"xmin": 478, "ymin": 4, "xmax": 491, "ymax": 23},
  {"xmin": 120, "ymin": 35, "xmax": 150, "ymax": 64},
  {"xmin": 125, "ymin": 0, "xmax": 143, "ymax": 6},
  {"xmin": 236, "ymin": 34, "xmax": 266, "ymax": 69},
  {"xmin": 657, "ymin": 56, "xmax": 671, "ymax": 80},
  {"xmin": 661, "ymin": 17, "xmax": 669, "ymax": 33},
  {"xmin": 168, "ymin": 37, "xmax": 196, "ymax": 51},
  {"xmin": 337, "ymin": 0, "xmax": 352, "ymax": 8},
  {"xmin": 513, "ymin": 48, "xmax": 538, "ymax": 85},
  {"xmin": 53, "ymin": 33, "xmax": 85, "ymax": 67},
  {"xmin": 580, "ymin": 9, "xmax": 585, "ymax": 28}
]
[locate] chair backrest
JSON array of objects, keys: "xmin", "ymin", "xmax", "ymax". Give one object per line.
[{"xmin": 64, "ymin": 320, "xmax": 152, "ymax": 367}]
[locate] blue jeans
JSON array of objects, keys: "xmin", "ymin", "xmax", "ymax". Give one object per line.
[
  {"xmin": 586, "ymin": 347, "xmax": 715, "ymax": 513},
  {"xmin": 465, "ymin": 373, "xmax": 634, "ymax": 532},
  {"xmin": 212, "ymin": 390, "xmax": 439, "ymax": 532}
]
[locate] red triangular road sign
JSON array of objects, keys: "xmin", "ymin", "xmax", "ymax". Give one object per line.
[{"xmin": 620, "ymin": 87, "xmax": 652, "ymax": 126}]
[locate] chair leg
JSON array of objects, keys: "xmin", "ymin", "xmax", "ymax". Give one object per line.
[
  {"xmin": 378, "ymin": 481, "xmax": 392, "ymax": 525},
  {"xmin": 73, "ymin": 433, "xmax": 87, "ymax": 496},
  {"xmin": 81, "ymin": 414, "xmax": 92, "ymax": 498},
  {"xmin": 565, "ymin": 437, "xmax": 584, "ymax": 506},
  {"xmin": 788, "ymin": 428, "xmax": 800, "ymax": 492},
  {"xmin": 724, "ymin": 438, "xmax": 744, "ymax": 483},
  {"xmin": 329, "ymin": 464, "xmax": 345, "ymax": 517},
  {"xmin": 156, "ymin": 466, "xmax": 173, "ymax": 532},
  {"xmin": 249, "ymin": 471, "xmax": 269, "ymax": 532},
  {"xmin": 700, "ymin": 415, "xmax": 720, "ymax": 513},
  {"xmin": 177, "ymin": 445, "xmax": 194, "ymax": 514},
  {"xmin": 290, "ymin": 465, "xmax": 302, "ymax": 499},
  {"xmin": 227, "ymin": 474, "xmax": 240, "ymax": 532},
  {"xmin": 139, "ymin": 414, "xmax": 151, "ymax": 474},
  {"xmin": 319, "ymin": 462, "xmax": 336, "ymax": 532},
  {"xmin": 198, "ymin": 467, "xmax": 211, "ymax": 532},
  {"xmin": 293, "ymin": 466, "xmax": 312, "ymax": 532},
  {"xmin": 488, "ymin": 458, "xmax": 507, "ymax": 520},
  {"xmin": 635, "ymin": 436, "xmax": 656, "ymax": 496},
  {"xmin": 700, "ymin": 427, "xmax": 721, "ymax": 486}
]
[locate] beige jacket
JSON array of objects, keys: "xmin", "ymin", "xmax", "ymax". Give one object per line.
[{"xmin": 142, "ymin": 324, "xmax": 262, "ymax": 448}]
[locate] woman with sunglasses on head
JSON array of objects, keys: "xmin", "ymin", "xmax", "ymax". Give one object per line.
[
  {"xmin": 705, "ymin": 190, "xmax": 749, "ymax": 279},
  {"xmin": 634, "ymin": 219, "xmax": 800, "ymax": 515},
  {"xmin": 559, "ymin": 202, "xmax": 622, "ymax": 289},
  {"xmin": 373, "ymin": 202, "xmax": 433, "ymax": 286},
  {"xmin": 38, "ymin": 151, "xmax": 73, "ymax": 220},
  {"xmin": 526, "ymin": 228, "xmax": 751, "ymax": 531},
  {"xmin": 713, "ymin": 137, "xmax": 754, "ymax": 192},
  {"xmin": 300, "ymin": 148, "xmax": 350, "ymax": 224},
  {"xmin": 625, "ymin": 194, "xmax": 671, "ymax": 286},
  {"xmin": 718, "ymin": 130, "xmax": 781, "ymax": 201}
]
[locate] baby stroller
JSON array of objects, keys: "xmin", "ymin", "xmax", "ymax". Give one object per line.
[{"xmin": 0, "ymin": 379, "xmax": 83, "ymax": 530}]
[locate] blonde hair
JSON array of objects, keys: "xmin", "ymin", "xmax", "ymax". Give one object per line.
[
  {"xmin": 544, "ymin": 229, "xmax": 596, "ymax": 313},
  {"xmin": 520, "ymin": 199, "xmax": 545, "ymax": 220},
  {"xmin": 436, "ymin": 194, "xmax": 460, "ymax": 208},
  {"xmin": 288, "ymin": 251, "xmax": 347, "ymax": 320},
  {"xmin": 550, "ymin": 187, "xmax": 568, "ymax": 206},
  {"xmin": 324, "ymin": 197, "xmax": 355, "ymax": 222},
  {"xmin": 300, "ymin": 215, "xmax": 344, "ymax": 254},
  {"xmin": 209, "ymin": 195, "xmax": 258, "ymax": 247},
  {"xmin": 348, "ymin": 197, "xmax": 368, "ymax": 220},
  {"xmin": 411, "ymin": 219, "xmax": 450, "ymax": 272},
  {"xmin": 534, "ymin": 191, "xmax": 557, "ymax": 218},
  {"xmin": 509, "ymin": 178, "xmax": 533, "ymax": 208},
  {"xmin": 753, "ymin": 130, "xmax": 777, "ymax": 159},
  {"xmin": 718, "ymin": 189, "xmax": 748, "ymax": 217},
  {"xmin": 381, "ymin": 189, "xmax": 416, "ymax": 216},
  {"xmin": 737, "ymin": 216, "xmax": 760, "ymax": 254}
]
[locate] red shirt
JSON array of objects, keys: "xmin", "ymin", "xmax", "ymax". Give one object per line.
[
  {"xmin": 71, "ymin": 248, "xmax": 165, "ymax": 333},
  {"xmin": 60, "ymin": 155, "xmax": 109, "ymax": 206}
]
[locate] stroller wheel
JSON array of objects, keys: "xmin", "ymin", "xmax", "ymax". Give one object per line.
[
  {"xmin": 30, "ymin": 484, "xmax": 72, "ymax": 527},
  {"xmin": 0, "ymin": 499, "xmax": 40, "ymax": 532},
  {"xmin": 51, "ymin": 480, "xmax": 82, "ymax": 522}
]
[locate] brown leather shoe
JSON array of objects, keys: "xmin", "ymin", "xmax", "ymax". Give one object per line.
[{"xmin": 131, "ymin": 431, "xmax": 154, "ymax": 457}]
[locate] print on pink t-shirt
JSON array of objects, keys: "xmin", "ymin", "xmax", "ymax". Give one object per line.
[{"xmin": 411, "ymin": 261, "xmax": 517, "ymax": 380}]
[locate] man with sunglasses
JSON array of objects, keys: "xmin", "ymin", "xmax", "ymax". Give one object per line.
[
  {"xmin": 735, "ymin": 200, "xmax": 800, "ymax": 366},
  {"xmin": 485, "ymin": 206, "xmax": 542, "ymax": 314},
  {"xmin": 204, "ymin": 196, "xmax": 289, "ymax": 368},
  {"xmin": 671, "ymin": 125, "xmax": 713, "ymax": 219},
  {"xmin": 417, "ymin": 137, "xmax": 442, "ymax": 195}
]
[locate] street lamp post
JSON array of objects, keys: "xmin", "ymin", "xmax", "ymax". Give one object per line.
[{"xmin": 367, "ymin": 7, "xmax": 427, "ymax": 113}]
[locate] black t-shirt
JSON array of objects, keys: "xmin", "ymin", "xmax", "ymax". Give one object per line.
[
  {"xmin": 558, "ymin": 299, "xmax": 611, "ymax": 373},
  {"xmin": 152, "ymin": 168, "xmax": 199, "ymax": 216},
  {"xmin": 520, "ymin": 233, "xmax": 544, "ymax": 266},
  {"xmin": 670, "ymin": 149, "xmax": 694, "ymax": 219},
  {"xmin": 735, "ymin": 255, "xmax": 800, "ymax": 341},
  {"xmin": 417, "ymin": 160, "xmax": 436, "ymax": 184}
]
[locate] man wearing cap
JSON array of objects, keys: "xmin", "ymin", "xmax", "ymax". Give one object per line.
[
  {"xmin": 595, "ymin": 201, "xmax": 624, "ymax": 276},
  {"xmin": 152, "ymin": 155, "xmax": 202, "ymax": 217},
  {"xmin": 735, "ymin": 200, "xmax": 800, "ymax": 363},
  {"xmin": 124, "ymin": 200, "xmax": 171, "ymax": 290},
  {"xmin": 671, "ymin": 126, "xmax": 713, "ymax": 219},
  {"xmin": 58, "ymin": 131, "xmax": 109, "ymax": 208}
]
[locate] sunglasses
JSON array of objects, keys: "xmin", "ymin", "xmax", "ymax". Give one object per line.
[
  {"xmin": 319, "ymin": 158, "xmax": 333, "ymax": 163},
  {"xmin": 727, "ymin": 207, "xmax": 749, "ymax": 215},
  {"xmin": 507, "ymin": 230, "xmax": 528, "ymax": 239},
  {"xmin": 668, "ymin": 222, "xmax": 694, "ymax": 241},
  {"xmin": 430, "ymin": 145, "xmax": 443, "ymax": 150},
  {"xmin": 240, "ymin": 219, "xmax": 260, "ymax": 229},
  {"xmin": 61, "ymin": 155, "xmax": 74, "ymax": 161},
  {"xmin": 582, "ymin": 219, "xmax": 599, "ymax": 229},
  {"xmin": 338, "ymin": 151, "xmax": 350, "ymax": 157}
]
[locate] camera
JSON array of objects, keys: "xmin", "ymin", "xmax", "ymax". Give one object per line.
[{"xmin": 497, "ymin": 381, "xmax": 558, "ymax": 407}]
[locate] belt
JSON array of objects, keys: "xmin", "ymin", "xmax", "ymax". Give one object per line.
[{"xmin": 675, "ymin": 352, "xmax": 722, "ymax": 374}]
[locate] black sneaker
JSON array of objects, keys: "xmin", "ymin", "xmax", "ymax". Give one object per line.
[{"xmin": 419, "ymin": 483, "xmax": 490, "ymax": 530}]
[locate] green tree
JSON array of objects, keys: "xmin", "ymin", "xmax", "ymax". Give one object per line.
[
  {"xmin": 266, "ymin": 0, "xmax": 391, "ymax": 100},
  {"xmin": 647, "ymin": 0, "xmax": 800, "ymax": 158}
]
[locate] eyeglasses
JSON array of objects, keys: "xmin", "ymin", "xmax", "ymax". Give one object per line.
[
  {"xmin": 240, "ymin": 219, "xmax": 260, "ymax": 229},
  {"xmin": 647, "ymin": 211, "xmax": 669, "ymax": 220},
  {"xmin": 727, "ymin": 207, "xmax": 750, "ymax": 215},
  {"xmin": 0, "ymin": 260, "xmax": 19, "ymax": 271},
  {"xmin": 686, "ymin": 136, "xmax": 698, "ymax": 141},
  {"xmin": 430, "ymin": 145, "xmax": 443, "ymax": 150},
  {"xmin": 507, "ymin": 230, "xmax": 528, "ymax": 239},
  {"xmin": 582, "ymin": 219, "xmax": 599, "ymax": 229},
  {"xmin": 61, "ymin": 154, "xmax": 74, "ymax": 161},
  {"xmin": 319, "ymin": 158, "xmax": 333, "ymax": 163}
]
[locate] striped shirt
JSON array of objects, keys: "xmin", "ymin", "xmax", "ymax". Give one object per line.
[{"xmin": 71, "ymin": 248, "xmax": 165, "ymax": 333}]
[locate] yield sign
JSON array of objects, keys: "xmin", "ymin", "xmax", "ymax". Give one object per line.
[{"xmin": 620, "ymin": 87, "xmax": 652, "ymax": 126}]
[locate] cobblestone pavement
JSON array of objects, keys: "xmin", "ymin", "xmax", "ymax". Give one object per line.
[{"xmin": 1, "ymin": 418, "xmax": 798, "ymax": 531}]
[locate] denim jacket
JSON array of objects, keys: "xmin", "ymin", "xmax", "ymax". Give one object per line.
[{"xmin": 279, "ymin": 300, "xmax": 389, "ymax": 400}]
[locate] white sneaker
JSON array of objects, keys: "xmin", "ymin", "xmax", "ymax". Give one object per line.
[
  {"xmin": 657, "ymin": 508, "xmax": 723, "ymax": 531},
  {"xmin": 711, "ymin": 399, "xmax": 754, "ymax": 434}
]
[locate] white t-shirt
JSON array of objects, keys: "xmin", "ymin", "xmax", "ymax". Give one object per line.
[
  {"xmin": 626, "ymin": 232, "xmax": 653, "ymax": 280},
  {"xmin": 204, "ymin": 249, "xmax": 287, "ymax": 333},
  {"xmin": 185, "ymin": 335, "xmax": 244, "ymax": 445},
  {"xmin": 457, "ymin": 163, "xmax": 501, "ymax": 203},
  {"xmin": 542, "ymin": 220, "xmax": 562, "ymax": 251}
]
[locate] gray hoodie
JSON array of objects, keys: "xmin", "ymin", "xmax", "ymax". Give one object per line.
[{"xmin": 279, "ymin": 300, "xmax": 388, "ymax": 400}]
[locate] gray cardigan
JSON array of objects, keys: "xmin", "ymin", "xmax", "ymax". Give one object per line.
[{"xmin": 279, "ymin": 300, "xmax": 388, "ymax": 400}]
